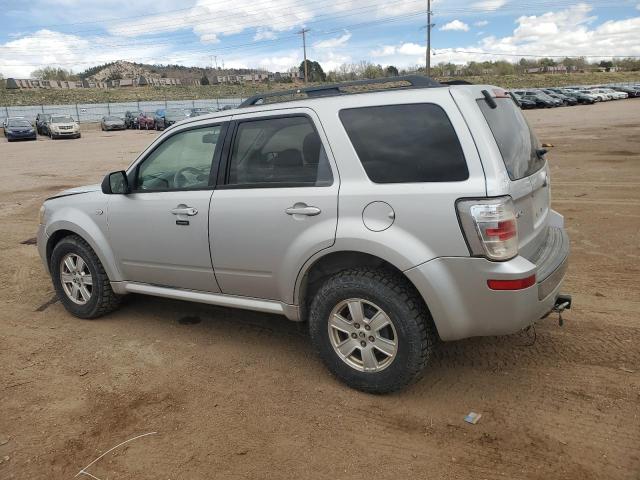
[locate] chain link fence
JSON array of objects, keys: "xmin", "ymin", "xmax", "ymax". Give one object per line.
[{"xmin": 0, "ymin": 97, "xmax": 243, "ymax": 125}]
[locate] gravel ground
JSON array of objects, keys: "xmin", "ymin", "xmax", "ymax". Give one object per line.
[{"xmin": 1, "ymin": 99, "xmax": 639, "ymax": 479}]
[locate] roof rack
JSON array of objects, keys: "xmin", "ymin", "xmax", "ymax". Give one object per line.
[{"xmin": 239, "ymin": 75, "xmax": 442, "ymax": 108}]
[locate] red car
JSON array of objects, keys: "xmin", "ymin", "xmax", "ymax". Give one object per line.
[{"xmin": 137, "ymin": 112, "xmax": 155, "ymax": 130}]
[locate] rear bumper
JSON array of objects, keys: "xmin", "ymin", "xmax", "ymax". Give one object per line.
[{"xmin": 405, "ymin": 222, "xmax": 569, "ymax": 341}]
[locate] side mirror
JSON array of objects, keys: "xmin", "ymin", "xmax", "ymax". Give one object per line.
[{"xmin": 101, "ymin": 170, "xmax": 130, "ymax": 194}]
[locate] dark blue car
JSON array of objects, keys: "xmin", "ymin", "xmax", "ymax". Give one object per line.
[{"xmin": 4, "ymin": 118, "xmax": 37, "ymax": 142}]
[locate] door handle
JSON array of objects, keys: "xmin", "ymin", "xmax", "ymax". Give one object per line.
[
  {"xmin": 171, "ymin": 206, "xmax": 198, "ymax": 216},
  {"xmin": 285, "ymin": 204, "xmax": 321, "ymax": 216}
]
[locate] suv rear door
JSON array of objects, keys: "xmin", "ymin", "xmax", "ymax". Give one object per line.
[
  {"xmin": 473, "ymin": 91, "xmax": 550, "ymax": 257},
  {"xmin": 209, "ymin": 108, "xmax": 339, "ymax": 304}
]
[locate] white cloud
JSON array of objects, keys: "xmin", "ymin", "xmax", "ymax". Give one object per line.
[
  {"xmin": 440, "ymin": 20, "xmax": 470, "ymax": 32},
  {"xmin": 254, "ymin": 29, "xmax": 277, "ymax": 41},
  {"xmin": 472, "ymin": 0, "xmax": 508, "ymax": 10},
  {"xmin": 369, "ymin": 4, "xmax": 640, "ymax": 68},
  {"xmin": 475, "ymin": 20, "xmax": 489, "ymax": 27},
  {"xmin": 0, "ymin": 29, "xmax": 169, "ymax": 77},
  {"xmin": 314, "ymin": 32, "xmax": 351, "ymax": 49}
]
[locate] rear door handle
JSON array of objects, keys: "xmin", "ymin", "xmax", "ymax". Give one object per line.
[
  {"xmin": 285, "ymin": 204, "xmax": 321, "ymax": 216},
  {"xmin": 171, "ymin": 206, "xmax": 198, "ymax": 216}
]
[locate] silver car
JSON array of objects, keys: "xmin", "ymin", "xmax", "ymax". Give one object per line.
[{"xmin": 37, "ymin": 77, "xmax": 570, "ymax": 393}]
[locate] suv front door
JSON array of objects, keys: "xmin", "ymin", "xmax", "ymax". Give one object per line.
[
  {"xmin": 210, "ymin": 109, "xmax": 339, "ymax": 304},
  {"xmin": 107, "ymin": 122, "xmax": 227, "ymax": 292}
]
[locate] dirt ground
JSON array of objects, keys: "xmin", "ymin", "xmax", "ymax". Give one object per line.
[{"xmin": 1, "ymin": 100, "xmax": 639, "ymax": 480}]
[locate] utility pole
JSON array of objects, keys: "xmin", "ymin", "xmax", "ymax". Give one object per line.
[
  {"xmin": 299, "ymin": 28, "xmax": 310, "ymax": 83},
  {"xmin": 426, "ymin": 0, "xmax": 432, "ymax": 77}
]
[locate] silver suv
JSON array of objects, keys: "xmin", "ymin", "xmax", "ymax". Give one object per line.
[{"xmin": 37, "ymin": 77, "xmax": 570, "ymax": 393}]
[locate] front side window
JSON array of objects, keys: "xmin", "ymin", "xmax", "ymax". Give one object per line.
[
  {"xmin": 339, "ymin": 103, "xmax": 469, "ymax": 183},
  {"xmin": 135, "ymin": 125, "xmax": 222, "ymax": 191},
  {"xmin": 227, "ymin": 116, "xmax": 333, "ymax": 187}
]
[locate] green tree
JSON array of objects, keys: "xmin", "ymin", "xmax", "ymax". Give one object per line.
[
  {"xmin": 200, "ymin": 74, "xmax": 210, "ymax": 85},
  {"xmin": 385, "ymin": 65, "xmax": 399, "ymax": 77},
  {"xmin": 31, "ymin": 66, "xmax": 77, "ymax": 80},
  {"xmin": 299, "ymin": 60, "xmax": 326, "ymax": 82}
]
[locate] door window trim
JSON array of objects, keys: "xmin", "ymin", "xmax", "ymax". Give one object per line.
[
  {"xmin": 128, "ymin": 122, "xmax": 229, "ymax": 194},
  {"xmin": 216, "ymin": 113, "xmax": 334, "ymax": 190}
]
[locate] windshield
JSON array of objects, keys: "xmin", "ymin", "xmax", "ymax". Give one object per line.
[
  {"xmin": 51, "ymin": 116, "xmax": 74, "ymax": 123},
  {"xmin": 105, "ymin": 116, "xmax": 121, "ymax": 121},
  {"xmin": 477, "ymin": 97, "xmax": 544, "ymax": 181},
  {"xmin": 8, "ymin": 120, "xmax": 31, "ymax": 128},
  {"xmin": 165, "ymin": 109, "xmax": 186, "ymax": 117}
]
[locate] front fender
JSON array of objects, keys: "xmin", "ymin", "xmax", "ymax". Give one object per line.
[{"xmin": 45, "ymin": 208, "xmax": 122, "ymax": 282}]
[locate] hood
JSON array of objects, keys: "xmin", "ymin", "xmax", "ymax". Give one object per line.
[
  {"xmin": 105, "ymin": 120, "xmax": 124, "ymax": 125},
  {"xmin": 47, "ymin": 184, "xmax": 100, "ymax": 200}
]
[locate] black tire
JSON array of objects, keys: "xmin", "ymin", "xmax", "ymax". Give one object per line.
[
  {"xmin": 50, "ymin": 235, "xmax": 121, "ymax": 319},
  {"xmin": 309, "ymin": 268, "xmax": 435, "ymax": 393}
]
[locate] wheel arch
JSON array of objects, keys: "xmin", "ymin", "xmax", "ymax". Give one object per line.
[
  {"xmin": 45, "ymin": 219, "xmax": 122, "ymax": 282},
  {"xmin": 295, "ymin": 250, "xmax": 434, "ymax": 327}
]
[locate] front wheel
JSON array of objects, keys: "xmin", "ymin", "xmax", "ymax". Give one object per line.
[
  {"xmin": 50, "ymin": 235, "xmax": 121, "ymax": 319},
  {"xmin": 309, "ymin": 268, "xmax": 435, "ymax": 393}
]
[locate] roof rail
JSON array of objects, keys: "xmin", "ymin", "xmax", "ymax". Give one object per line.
[{"xmin": 239, "ymin": 75, "xmax": 442, "ymax": 108}]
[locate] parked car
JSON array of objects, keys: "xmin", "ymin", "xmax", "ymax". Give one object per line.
[
  {"xmin": 154, "ymin": 108, "xmax": 189, "ymax": 130},
  {"xmin": 36, "ymin": 77, "xmax": 570, "ymax": 393},
  {"xmin": 35, "ymin": 113, "xmax": 52, "ymax": 135},
  {"xmin": 586, "ymin": 89, "xmax": 613, "ymax": 101},
  {"xmin": 513, "ymin": 90, "xmax": 556, "ymax": 108},
  {"xmin": 3, "ymin": 116, "xmax": 27, "ymax": 129},
  {"xmin": 611, "ymin": 86, "xmax": 640, "ymax": 98},
  {"xmin": 124, "ymin": 111, "xmax": 142, "ymax": 129},
  {"xmin": 556, "ymin": 89, "xmax": 596, "ymax": 104},
  {"xmin": 515, "ymin": 92, "xmax": 555, "ymax": 108},
  {"xmin": 599, "ymin": 88, "xmax": 628, "ymax": 100},
  {"xmin": 48, "ymin": 115, "xmax": 80, "ymax": 139},
  {"xmin": 541, "ymin": 89, "xmax": 577, "ymax": 106},
  {"xmin": 578, "ymin": 89, "xmax": 605, "ymax": 102},
  {"xmin": 4, "ymin": 118, "xmax": 36, "ymax": 141},
  {"xmin": 100, "ymin": 116, "xmax": 126, "ymax": 131},
  {"xmin": 188, "ymin": 108, "xmax": 210, "ymax": 118},
  {"xmin": 510, "ymin": 92, "xmax": 536, "ymax": 109},
  {"xmin": 137, "ymin": 112, "xmax": 155, "ymax": 130}
]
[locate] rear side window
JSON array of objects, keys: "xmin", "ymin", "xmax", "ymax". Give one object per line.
[
  {"xmin": 477, "ymin": 98, "xmax": 544, "ymax": 180},
  {"xmin": 339, "ymin": 104, "xmax": 468, "ymax": 183},
  {"xmin": 227, "ymin": 116, "xmax": 333, "ymax": 187}
]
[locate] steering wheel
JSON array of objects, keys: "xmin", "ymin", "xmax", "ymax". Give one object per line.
[{"xmin": 173, "ymin": 166, "xmax": 205, "ymax": 189}]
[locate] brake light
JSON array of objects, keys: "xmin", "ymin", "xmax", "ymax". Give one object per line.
[
  {"xmin": 485, "ymin": 220, "xmax": 517, "ymax": 241},
  {"xmin": 487, "ymin": 275, "xmax": 536, "ymax": 290},
  {"xmin": 456, "ymin": 196, "xmax": 519, "ymax": 261}
]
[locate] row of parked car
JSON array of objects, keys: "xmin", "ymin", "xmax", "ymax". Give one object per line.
[
  {"xmin": 2, "ymin": 114, "xmax": 81, "ymax": 141},
  {"xmin": 511, "ymin": 84, "xmax": 640, "ymax": 109},
  {"xmin": 1, "ymin": 105, "xmax": 235, "ymax": 142},
  {"xmin": 106, "ymin": 106, "xmax": 234, "ymax": 131}
]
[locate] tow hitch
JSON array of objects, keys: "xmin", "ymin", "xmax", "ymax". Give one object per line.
[{"xmin": 552, "ymin": 294, "xmax": 572, "ymax": 326}]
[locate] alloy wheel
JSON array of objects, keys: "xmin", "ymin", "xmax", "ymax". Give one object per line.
[
  {"xmin": 328, "ymin": 298, "xmax": 398, "ymax": 373},
  {"xmin": 59, "ymin": 253, "xmax": 93, "ymax": 305}
]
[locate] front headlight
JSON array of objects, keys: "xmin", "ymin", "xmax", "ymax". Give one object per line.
[{"xmin": 39, "ymin": 205, "xmax": 46, "ymax": 225}]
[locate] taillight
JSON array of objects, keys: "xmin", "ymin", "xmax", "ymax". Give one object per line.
[{"xmin": 456, "ymin": 196, "xmax": 519, "ymax": 261}]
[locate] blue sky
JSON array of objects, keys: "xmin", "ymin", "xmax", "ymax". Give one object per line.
[{"xmin": 1, "ymin": 0, "xmax": 639, "ymax": 77}]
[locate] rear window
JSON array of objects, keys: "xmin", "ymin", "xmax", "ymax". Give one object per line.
[
  {"xmin": 477, "ymin": 98, "xmax": 544, "ymax": 180},
  {"xmin": 339, "ymin": 103, "xmax": 468, "ymax": 183}
]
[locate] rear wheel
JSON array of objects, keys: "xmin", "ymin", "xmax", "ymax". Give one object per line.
[
  {"xmin": 50, "ymin": 235, "xmax": 121, "ymax": 319},
  {"xmin": 309, "ymin": 268, "xmax": 435, "ymax": 393}
]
